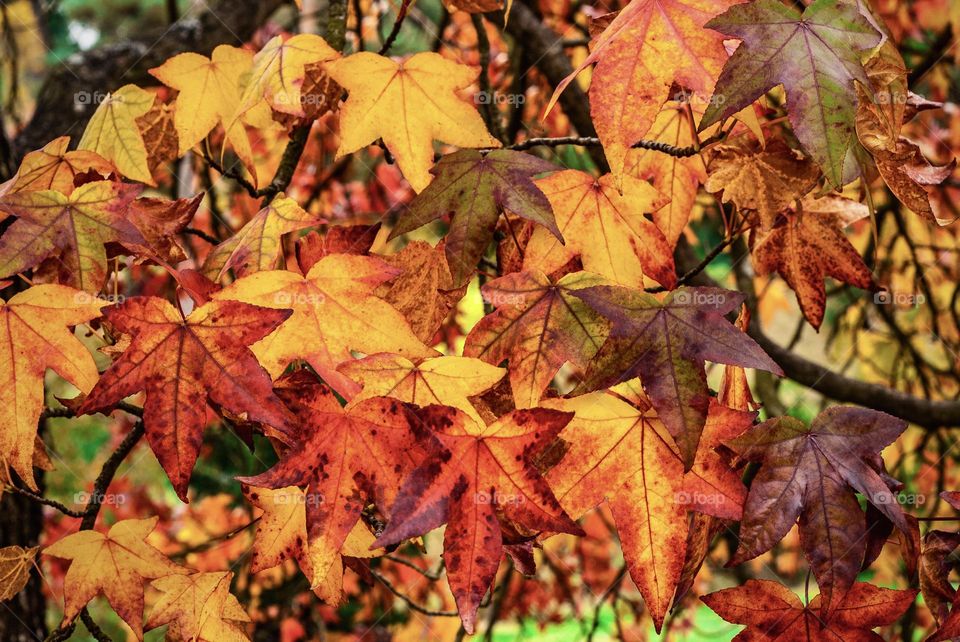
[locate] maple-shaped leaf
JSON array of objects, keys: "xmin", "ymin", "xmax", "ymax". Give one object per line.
[
  {"xmin": 239, "ymin": 369, "xmax": 427, "ymax": 582},
  {"xmin": 124, "ymin": 193, "xmax": 203, "ymax": 264},
  {"xmin": 930, "ymin": 591, "xmax": 960, "ymax": 642},
  {"xmin": 136, "ymin": 94, "xmax": 179, "ymax": 176},
  {"xmin": 464, "ymin": 270, "xmax": 610, "ymax": 408},
  {"xmin": 702, "ymin": 579, "xmax": 917, "ymax": 642},
  {"xmin": 700, "ymin": 0, "xmax": 882, "ymax": 187},
  {"xmin": 44, "ymin": 517, "xmax": 187, "ymax": 639},
  {"xmin": 919, "ymin": 523, "xmax": 960, "ymax": 625},
  {"xmin": 389, "ymin": 149, "xmax": 559, "ymax": 286},
  {"xmin": 625, "ymin": 103, "xmax": 707, "ymax": 248},
  {"xmin": 376, "ymin": 240, "xmax": 466, "ymax": 343},
  {"xmin": 680, "ymin": 398, "xmax": 755, "ymax": 521},
  {"xmin": 77, "ymin": 84, "xmax": 156, "ymax": 186},
  {"xmin": 242, "ymin": 484, "xmax": 381, "ymax": 605},
  {"xmin": 4, "ymin": 136, "xmax": 113, "ymax": 195},
  {"xmin": 0, "ymin": 284, "xmax": 106, "ymax": 489},
  {"xmin": 213, "ymin": 253, "xmax": 433, "ymax": 396},
  {"xmin": 524, "ymin": 171, "xmax": 676, "ymax": 289},
  {"xmin": 146, "ymin": 571, "xmax": 250, "ymax": 642},
  {"xmin": 338, "ymin": 354, "xmax": 505, "ymax": 425},
  {"xmin": 77, "ymin": 297, "xmax": 297, "ymax": 500},
  {"xmin": 572, "ymin": 286, "xmax": 780, "ymax": 468},
  {"xmin": 374, "ymin": 405, "xmax": 582, "ymax": 634},
  {"xmin": 705, "ymin": 137, "xmax": 819, "ymax": 231},
  {"xmin": 203, "ymin": 194, "xmax": 317, "ymax": 279},
  {"xmin": 728, "ymin": 407, "xmax": 910, "ymax": 618},
  {"xmin": 543, "ymin": 388, "xmax": 688, "ymax": 629},
  {"xmin": 547, "ymin": 0, "xmax": 735, "ymax": 181},
  {"xmin": 149, "ymin": 45, "xmax": 256, "ymax": 165},
  {"xmin": 295, "ymin": 223, "xmax": 380, "ymax": 272},
  {"xmin": 326, "ymin": 52, "xmax": 500, "ymax": 192},
  {"xmin": 0, "ymin": 180, "xmax": 142, "ymax": 291},
  {"xmin": 856, "ymin": 42, "xmax": 956, "ymax": 225},
  {"xmin": 235, "ymin": 34, "xmax": 338, "ymax": 117},
  {"xmin": 0, "ymin": 545, "xmax": 38, "ymax": 601},
  {"xmin": 752, "ymin": 195, "xmax": 876, "ymax": 329}
]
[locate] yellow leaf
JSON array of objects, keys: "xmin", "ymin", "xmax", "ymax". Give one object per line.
[
  {"xmin": 236, "ymin": 34, "xmax": 339, "ymax": 118},
  {"xmin": 0, "ymin": 285, "xmax": 106, "ymax": 489},
  {"xmin": 44, "ymin": 517, "xmax": 187, "ymax": 639},
  {"xmin": 149, "ymin": 45, "xmax": 257, "ymax": 178},
  {"xmin": 203, "ymin": 194, "xmax": 317, "ymax": 279},
  {"xmin": 146, "ymin": 571, "xmax": 250, "ymax": 642},
  {"xmin": 213, "ymin": 253, "xmax": 435, "ymax": 396},
  {"xmin": 338, "ymin": 354, "xmax": 505, "ymax": 424},
  {"xmin": 0, "ymin": 545, "xmax": 38, "ymax": 602},
  {"xmin": 326, "ymin": 52, "xmax": 500, "ymax": 192},
  {"xmin": 524, "ymin": 170, "xmax": 676, "ymax": 289},
  {"xmin": 78, "ymin": 84, "xmax": 155, "ymax": 185},
  {"xmin": 5, "ymin": 136, "xmax": 113, "ymax": 195}
]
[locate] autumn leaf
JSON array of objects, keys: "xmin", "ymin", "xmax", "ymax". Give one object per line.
[
  {"xmin": 338, "ymin": 354, "xmax": 505, "ymax": 425},
  {"xmin": 239, "ymin": 369, "xmax": 427, "ymax": 582},
  {"xmin": 77, "ymin": 297, "xmax": 297, "ymax": 500},
  {"xmin": 4, "ymin": 137, "xmax": 113, "ymax": 195},
  {"xmin": 0, "ymin": 545, "xmax": 37, "ymax": 602},
  {"xmin": 572, "ymin": 286, "xmax": 780, "ymax": 468},
  {"xmin": 44, "ymin": 517, "xmax": 187, "ymax": 639},
  {"xmin": 374, "ymin": 405, "xmax": 582, "ymax": 633},
  {"xmin": 705, "ymin": 137, "xmax": 819, "ymax": 231},
  {"xmin": 146, "ymin": 571, "xmax": 250, "ymax": 642},
  {"xmin": 78, "ymin": 84, "xmax": 156, "ymax": 185},
  {"xmin": 235, "ymin": 34, "xmax": 339, "ymax": 118},
  {"xmin": 136, "ymin": 94, "xmax": 179, "ymax": 175},
  {"xmin": 376, "ymin": 240, "xmax": 466, "ymax": 343},
  {"xmin": 856, "ymin": 42, "xmax": 957, "ymax": 224},
  {"xmin": 242, "ymin": 484, "xmax": 381, "ymax": 605},
  {"xmin": 464, "ymin": 270, "xmax": 610, "ymax": 408},
  {"xmin": 702, "ymin": 579, "xmax": 917, "ymax": 641},
  {"xmin": 524, "ymin": 170, "xmax": 676, "ymax": 289},
  {"xmin": 547, "ymin": 0, "xmax": 734, "ymax": 181},
  {"xmin": 149, "ymin": 45, "xmax": 256, "ymax": 171},
  {"xmin": 212, "ymin": 253, "xmax": 433, "ymax": 396},
  {"xmin": 700, "ymin": 0, "xmax": 882, "ymax": 187},
  {"xmin": 0, "ymin": 179, "xmax": 142, "ymax": 291},
  {"xmin": 326, "ymin": 51, "xmax": 500, "ymax": 192},
  {"xmin": 203, "ymin": 194, "xmax": 317, "ymax": 279},
  {"xmin": 0, "ymin": 285, "xmax": 106, "ymax": 489},
  {"xmin": 124, "ymin": 193, "xmax": 204, "ymax": 264},
  {"xmin": 543, "ymin": 388, "xmax": 688, "ymax": 629},
  {"xmin": 625, "ymin": 103, "xmax": 706, "ymax": 248},
  {"xmin": 727, "ymin": 407, "xmax": 910, "ymax": 618},
  {"xmin": 752, "ymin": 195, "xmax": 876, "ymax": 329},
  {"xmin": 389, "ymin": 149, "xmax": 559, "ymax": 286}
]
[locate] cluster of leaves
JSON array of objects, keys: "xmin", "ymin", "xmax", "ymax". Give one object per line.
[{"xmin": 1, "ymin": 0, "xmax": 959, "ymax": 639}]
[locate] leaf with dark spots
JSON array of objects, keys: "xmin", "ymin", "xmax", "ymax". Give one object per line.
[
  {"xmin": 239, "ymin": 369, "xmax": 430, "ymax": 586},
  {"xmin": 572, "ymin": 285, "xmax": 780, "ymax": 469},
  {"xmin": 374, "ymin": 405, "xmax": 582, "ymax": 633},
  {"xmin": 702, "ymin": 579, "xmax": 917, "ymax": 641},
  {"xmin": 727, "ymin": 407, "xmax": 909, "ymax": 618},
  {"xmin": 78, "ymin": 297, "xmax": 297, "ymax": 500},
  {"xmin": 700, "ymin": 0, "xmax": 883, "ymax": 187},
  {"xmin": 389, "ymin": 149, "xmax": 560, "ymax": 286},
  {"xmin": 464, "ymin": 270, "xmax": 610, "ymax": 409}
]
